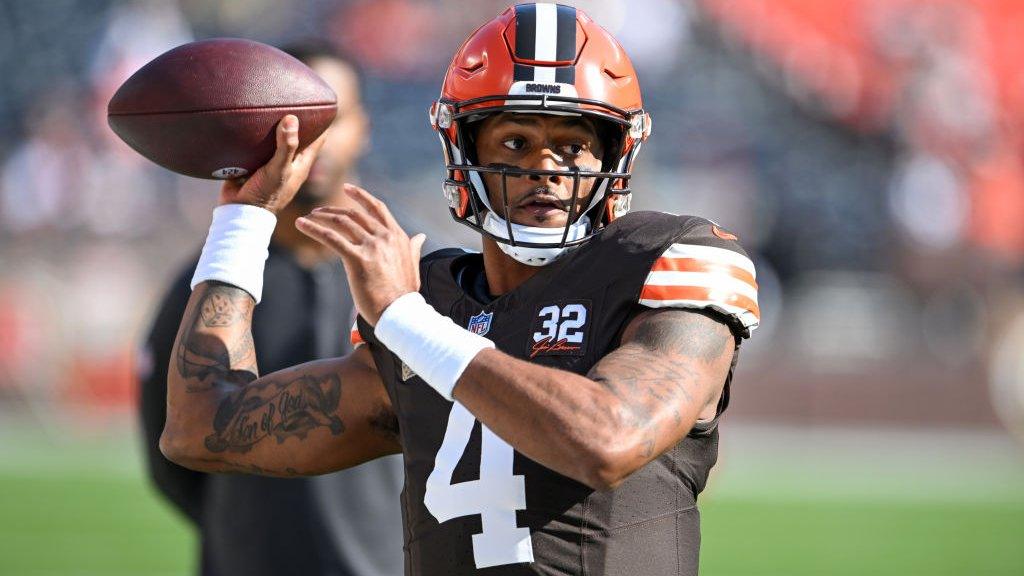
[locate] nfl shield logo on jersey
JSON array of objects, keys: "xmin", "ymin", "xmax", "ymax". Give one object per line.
[{"xmin": 467, "ymin": 311, "xmax": 493, "ymax": 336}]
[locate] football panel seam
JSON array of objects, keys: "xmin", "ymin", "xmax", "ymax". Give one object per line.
[{"xmin": 108, "ymin": 103, "xmax": 337, "ymax": 117}]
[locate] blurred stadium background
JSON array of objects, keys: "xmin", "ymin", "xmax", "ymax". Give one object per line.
[{"xmin": 2, "ymin": 0, "xmax": 1023, "ymax": 574}]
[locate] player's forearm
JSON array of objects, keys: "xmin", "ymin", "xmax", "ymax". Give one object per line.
[
  {"xmin": 454, "ymin": 310, "xmax": 735, "ymax": 490},
  {"xmin": 163, "ymin": 285, "xmax": 399, "ymax": 475},
  {"xmin": 161, "ymin": 281, "xmax": 260, "ymax": 470},
  {"xmin": 454, "ymin": 349, "xmax": 703, "ymax": 491}
]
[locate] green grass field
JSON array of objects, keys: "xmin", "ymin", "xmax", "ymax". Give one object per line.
[{"xmin": 1, "ymin": 419, "xmax": 1022, "ymax": 575}]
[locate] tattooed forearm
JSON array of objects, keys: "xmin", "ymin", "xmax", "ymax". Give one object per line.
[
  {"xmin": 174, "ymin": 282, "xmax": 345, "ymax": 454},
  {"xmin": 200, "ymin": 290, "xmax": 253, "ymax": 327},
  {"xmin": 205, "ymin": 372, "xmax": 345, "ymax": 453},
  {"xmin": 451, "ymin": 308, "xmax": 738, "ymax": 490},
  {"xmin": 165, "ymin": 282, "xmax": 397, "ymax": 476},
  {"xmin": 175, "ymin": 283, "xmax": 258, "ymax": 392}
]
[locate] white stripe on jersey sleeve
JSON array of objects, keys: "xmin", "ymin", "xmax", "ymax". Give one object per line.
[
  {"xmin": 657, "ymin": 244, "xmax": 756, "ymax": 278},
  {"xmin": 643, "ymin": 270, "xmax": 758, "ymax": 303},
  {"xmin": 640, "ymin": 242, "xmax": 760, "ymax": 334}
]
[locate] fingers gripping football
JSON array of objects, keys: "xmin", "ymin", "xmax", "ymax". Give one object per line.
[
  {"xmin": 296, "ymin": 184, "xmax": 427, "ymax": 324},
  {"xmin": 219, "ymin": 115, "xmax": 327, "ymax": 213}
]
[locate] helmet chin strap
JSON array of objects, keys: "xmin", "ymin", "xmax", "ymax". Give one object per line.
[{"xmin": 482, "ymin": 211, "xmax": 591, "ymax": 267}]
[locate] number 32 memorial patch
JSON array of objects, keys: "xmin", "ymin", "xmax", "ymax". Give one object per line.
[{"xmin": 528, "ymin": 300, "xmax": 591, "ymax": 358}]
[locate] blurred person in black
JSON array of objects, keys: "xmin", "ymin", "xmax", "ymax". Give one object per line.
[{"xmin": 137, "ymin": 42, "xmax": 404, "ymax": 576}]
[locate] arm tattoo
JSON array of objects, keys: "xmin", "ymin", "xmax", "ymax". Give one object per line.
[
  {"xmin": 205, "ymin": 372, "xmax": 344, "ymax": 453},
  {"xmin": 174, "ymin": 282, "xmax": 346, "ymax": 454},
  {"xmin": 187, "ymin": 457, "xmax": 304, "ymax": 477},
  {"xmin": 589, "ymin": 346, "xmax": 697, "ymax": 429},
  {"xmin": 587, "ymin": 309, "xmax": 733, "ymax": 456},
  {"xmin": 630, "ymin": 309, "xmax": 729, "ymax": 363},
  {"xmin": 200, "ymin": 290, "xmax": 251, "ymax": 327},
  {"xmin": 175, "ymin": 283, "xmax": 257, "ymax": 392}
]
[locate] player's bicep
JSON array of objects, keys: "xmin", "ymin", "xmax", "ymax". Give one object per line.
[
  {"xmin": 170, "ymin": 345, "xmax": 400, "ymax": 477},
  {"xmin": 588, "ymin": 308, "xmax": 735, "ymax": 447},
  {"xmin": 621, "ymin": 307, "xmax": 735, "ymax": 398}
]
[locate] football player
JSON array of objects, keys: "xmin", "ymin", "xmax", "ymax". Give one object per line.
[{"xmin": 161, "ymin": 5, "xmax": 759, "ymax": 575}]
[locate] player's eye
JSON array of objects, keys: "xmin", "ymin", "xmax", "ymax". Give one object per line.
[
  {"xmin": 502, "ymin": 137, "xmax": 526, "ymax": 151},
  {"xmin": 561, "ymin": 143, "xmax": 587, "ymax": 156}
]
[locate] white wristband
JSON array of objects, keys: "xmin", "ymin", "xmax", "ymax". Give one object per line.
[
  {"xmin": 190, "ymin": 204, "xmax": 277, "ymax": 303},
  {"xmin": 374, "ymin": 292, "xmax": 494, "ymax": 401}
]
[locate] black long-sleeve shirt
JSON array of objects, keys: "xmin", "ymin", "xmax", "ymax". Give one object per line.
[{"xmin": 138, "ymin": 244, "xmax": 404, "ymax": 576}]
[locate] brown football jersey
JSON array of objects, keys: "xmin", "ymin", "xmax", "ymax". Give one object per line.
[{"xmin": 355, "ymin": 211, "xmax": 759, "ymax": 575}]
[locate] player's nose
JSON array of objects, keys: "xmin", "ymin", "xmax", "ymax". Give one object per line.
[{"xmin": 528, "ymin": 148, "xmax": 564, "ymax": 185}]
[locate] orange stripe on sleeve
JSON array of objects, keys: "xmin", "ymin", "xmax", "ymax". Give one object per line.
[
  {"xmin": 650, "ymin": 257, "xmax": 757, "ymax": 290},
  {"xmin": 639, "ymin": 284, "xmax": 761, "ymax": 319}
]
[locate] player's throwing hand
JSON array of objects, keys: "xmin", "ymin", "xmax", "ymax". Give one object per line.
[
  {"xmin": 220, "ymin": 115, "xmax": 328, "ymax": 214},
  {"xmin": 296, "ymin": 183, "xmax": 427, "ymax": 324}
]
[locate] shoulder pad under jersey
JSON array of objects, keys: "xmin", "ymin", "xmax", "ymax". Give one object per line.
[
  {"xmin": 602, "ymin": 211, "xmax": 760, "ymax": 337},
  {"xmin": 622, "ymin": 213, "xmax": 761, "ymax": 334}
]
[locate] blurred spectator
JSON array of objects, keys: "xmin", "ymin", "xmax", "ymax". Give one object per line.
[
  {"xmin": 0, "ymin": 87, "xmax": 91, "ymax": 235},
  {"xmin": 136, "ymin": 43, "xmax": 404, "ymax": 576}
]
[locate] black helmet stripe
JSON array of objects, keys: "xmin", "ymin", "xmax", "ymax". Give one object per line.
[
  {"xmin": 554, "ymin": 65, "xmax": 575, "ymax": 84},
  {"xmin": 513, "ymin": 63, "xmax": 533, "ymax": 82},
  {"xmin": 513, "ymin": 64, "xmax": 575, "ymax": 84},
  {"xmin": 514, "ymin": 4, "xmax": 537, "ymax": 61},
  {"xmin": 513, "ymin": 4, "xmax": 577, "ymax": 85},
  {"xmin": 554, "ymin": 4, "xmax": 577, "ymax": 62},
  {"xmin": 515, "ymin": 3, "xmax": 577, "ymax": 64}
]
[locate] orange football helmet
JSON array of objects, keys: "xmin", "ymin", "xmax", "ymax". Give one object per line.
[{"xmin": 430, "ymin": 3, "xmax": 652, "ymax": 265}]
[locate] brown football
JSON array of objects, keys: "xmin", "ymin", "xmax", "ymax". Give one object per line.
[{"xmin": 107, "ymin": 38, "xmax": 337, "ymax": 179}]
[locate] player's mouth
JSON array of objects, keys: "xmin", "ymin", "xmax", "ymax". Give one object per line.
[{"xmin": 517, "ymin": 189, "xmax": 570, "ymax": 219}]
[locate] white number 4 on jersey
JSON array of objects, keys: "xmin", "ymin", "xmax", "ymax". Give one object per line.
[{"xmin": 423, "ymin": 403, "xmax": 535, "ymax": 568}]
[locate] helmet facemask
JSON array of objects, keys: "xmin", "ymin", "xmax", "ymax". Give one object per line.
[{"xmin": 430, "ymin": 4, "xmax": 651, "ymax": 266}]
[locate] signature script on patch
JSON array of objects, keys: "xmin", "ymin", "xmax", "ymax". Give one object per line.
[{"xmin": 530, "ymin": 337, "xmax": 581, "ymax": 358}]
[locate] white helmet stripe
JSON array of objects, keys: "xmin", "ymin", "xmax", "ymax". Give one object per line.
[
  {"xmin": 534, "ymin": 3, "xmax": 558, "ymax": 61},
  {"xmin": 534, "ymin": 66, "xmax": 557, "ymax": 83}
]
